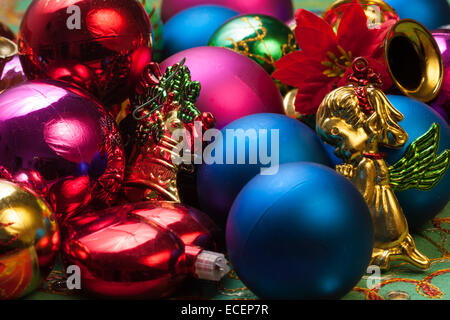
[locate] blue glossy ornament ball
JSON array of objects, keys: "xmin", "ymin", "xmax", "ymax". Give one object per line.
[
  {"xmin": 384, "ymin": 95, "xmax": 450, "ymax": 229},
  {"xmin": 226, "ymin": 162, "xmax": 374, "ymax": 300},
  {"xmin": 385, "ymin": 0, "xmax": 450, "ymax": 30},
  {"xmin": 163, "ymin": 5, "xmax": 238, "ymax": 57},
  {"xmin": 197, "ymin": 113, "xmax": 332, "ymax": 229}
]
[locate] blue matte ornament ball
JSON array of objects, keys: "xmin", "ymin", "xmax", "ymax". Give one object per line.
[
  {"xmin": 385, "ymin": 0, "xmax": 450, "ymax": 30},
  {"xmin": 384, "ymin": 95, "xmax": 450, "ymax": 229},
  {"xmin": 321, "ymin": 141, "xmax": 344, "ymax": 167},
  {"xmin": 226, "ymin": 162, "xmax": 374, "ymax": 300},
  {"xmin": 163, "ymin": 5, "xmax": 238, "ymax": 57},
  {"xmin": 197, "ymin": 113, "xmax": 332, "ymax": 229}
]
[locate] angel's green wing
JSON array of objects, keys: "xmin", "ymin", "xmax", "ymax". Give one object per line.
[{"xmin": 389, "ymin": 123, "xmax": 449, "ymax": 192}]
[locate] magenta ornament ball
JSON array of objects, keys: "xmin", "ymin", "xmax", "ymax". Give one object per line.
[
  {"xmin": 160, "ymin": 47, "xmax": 284, "ymax": 129},
  {"xmin": 431, "ymin": 29, "xmax": 450, "ymax": 122},
  {"xmin": 0, "ymin": 80, "xmax": 125, "ymax": 220},
  {"xmin": 160, "ymin": 0, "xmax": 294, "ymax": 23}
]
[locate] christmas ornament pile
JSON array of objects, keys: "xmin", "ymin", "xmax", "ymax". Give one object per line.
[
  {"xmin": 0, "ymin": 0, "xmax": 449, "ymax": 301},
  {"xmin": 0, "ymin": 0, "xmax": 229, "ymax": 300}
]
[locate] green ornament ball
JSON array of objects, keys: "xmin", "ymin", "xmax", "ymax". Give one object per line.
[{"xmin": 208, "ymin": 14, "xmax": 298, "ymax": 75}]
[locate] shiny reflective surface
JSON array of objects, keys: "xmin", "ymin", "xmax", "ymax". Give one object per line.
[
  {"xmin": 383, "ymin": 95, "xmax": 450, "ymax": 229},
  {"xmin": 160, "ymin": 47, "xmax": 284, "ymax": 129},
  {"xmin": 12, "ymin": 169, "xmax": 49, "ymax": 200},
  {"xmin": 385, "ymin": 19, "xmax": 444, "ymax": 103},
  {"xmin": 209, "ymin": 14, "xmax": 297, "ymax": 75},
  {"xmin": 0, "ymin": 37, "xmax": 17, "ymax": 60},
  {"xmin": 431, "ymin": 29, "xmax": 450, "ymax": 119},
  {"xmin": 386, "ymin": 290, "xmax": 410, "ymax": 300},
  {"xmin": 0, "ymin": 81, "xmax": 125, "ymax": 222},
  {"xmin": 61, "ymin": 201, "xmax": 219, "ymax": 298},
  {"xmin": 283, "ymin": 88, "xmax": 300, "ymax": 119},
  {"xmin": 160, "ymin": 0, "xmax": 294, "ymax": 23},
  {"xmin": 18, "ymin": 0, "xmax": 153, "ymax": 106},
  {"xmin": 0, "ymin": 36, "xmax": 18, "ymax": 80},
  {"xmin": 0, "ymin": 180, "xmax": 59, "ymax": 299},
  {"xmin": 317, "ymin": 82, "xmax": 431, "ymax": 270},
  {"xmin": 323, "ymin": 0, "xmax": 399, "ymax": 30},
  {"xmin": 125, "ymin": 61, "xmax": 215, "ymax": 204},
  {"xmin": 0, "ymin": 55, "xmax": 25, "ymax": 93}
]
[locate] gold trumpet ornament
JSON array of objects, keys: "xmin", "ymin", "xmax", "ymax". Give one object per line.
[
  {"xmin": 316, "ymin": 57, "xmax": 449, "ymax": 271},
  {"xmin": 322, "ymin": 0, "xmax": 444, "ymax": 104}
]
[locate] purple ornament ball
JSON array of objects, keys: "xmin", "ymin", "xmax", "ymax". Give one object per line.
[
  {"xmin": 431, "ymin": 29, "xmax": 450, "ymax": 122},
  {"xmin": 161, "ymin": 0, "xmax": 294, "ymax": 23},
  {"xmin": 0, "ymin": 80, "xmax": 125, "ymax": 221},
  {"xmin": 160, "ymin": 47, "xmax": 284, "ymax": 129}
]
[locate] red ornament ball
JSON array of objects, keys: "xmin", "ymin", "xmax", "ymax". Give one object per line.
[{"xmin": 17, "ymin": 0, "xmax": 153, "ymax": 106}]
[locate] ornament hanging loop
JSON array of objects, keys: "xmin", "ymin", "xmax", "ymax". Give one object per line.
[{"xmin": 133, "ymin": 58, "xmax": 187, "ymax": 121}]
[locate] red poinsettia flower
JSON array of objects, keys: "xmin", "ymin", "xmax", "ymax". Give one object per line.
[{"xmin": 273, "ymin": 1, "xmax": 397, "ymax": 115}]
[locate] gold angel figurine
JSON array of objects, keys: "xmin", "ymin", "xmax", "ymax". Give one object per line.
[{"xmin": 316, "ymin": 58, "xmax": 449, "ymax": 271}]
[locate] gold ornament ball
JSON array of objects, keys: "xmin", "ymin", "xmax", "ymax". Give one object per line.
[{"xmin": 0, "ymin": 180, "xmax": 59, "ymax": 299}]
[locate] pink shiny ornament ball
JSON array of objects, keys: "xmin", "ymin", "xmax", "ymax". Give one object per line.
[
  {"xmin": 17, "ymin": 0, "xmax": 153, "ymax": 107},
  {"xmin": 160, "ymin": 47, "xmax": 284, "ymax": 129},
  {"xmin": 431, "ymin": 28, "xmax": 450, "ymax": 122},
  {"xmin": 0, "ymin": 80, "xmax": 125, "ymax": 222}
]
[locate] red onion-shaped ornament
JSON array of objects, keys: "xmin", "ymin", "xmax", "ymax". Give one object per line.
[{"xmin": 61, "ymin": 201, "xmax": 228, "ymax": 299}]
